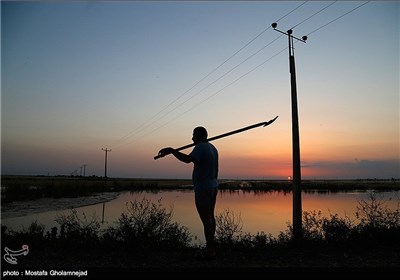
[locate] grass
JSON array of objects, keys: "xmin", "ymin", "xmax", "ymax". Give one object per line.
[
  {"xmin": 2, "ymin": 175, "xmax": 399, "ymax": 203},
  {"xmin": 1, "ymin": 175, "xmax": 193, "ymax": 203}
]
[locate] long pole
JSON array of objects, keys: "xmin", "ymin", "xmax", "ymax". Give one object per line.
[
  {"xmin": 154, "ymin": 116, "xmax": 278, "ymax": 160},
  {"xmin": 102, "ymin": 202, "xmax": 105, "ymax": 224},
  {"xmin": 102, "ymin": 148, "xmax": 111, "ymax": 178},
  {"xmin": 272, "ymin": 23, "xmax": 307, "ymax": 241},
  {"xmin": 83, "ymin": 164, "xmax": 87, "ymax": 177},
  {"xmin": 288, "ymin": 32, "xmax": 302, "ymax": 241}
]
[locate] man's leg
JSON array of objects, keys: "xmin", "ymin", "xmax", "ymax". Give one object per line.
[{"xmin": 195, "ymin": 188, "xmax": 218, "ymax": 256}]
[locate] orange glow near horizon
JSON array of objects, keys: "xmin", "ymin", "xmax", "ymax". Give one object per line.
[{"xmin": 1, "ymin": 121, "xmax": 398, "ymax": 179}]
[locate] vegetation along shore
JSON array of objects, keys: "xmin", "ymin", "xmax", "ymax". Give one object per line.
[{"xmin": 1, "ymin": 175, "xmax": 399, "ymax": 203}]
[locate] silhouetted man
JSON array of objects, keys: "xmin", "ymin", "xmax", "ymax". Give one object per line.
[{"xmin": 158, "ymin": 126, "xmax": 218, "ymax": 259}]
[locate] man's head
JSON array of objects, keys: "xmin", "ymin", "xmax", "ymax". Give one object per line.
[{"xmin": 192, "ymin": 126, "xmax": 208, "ymax": 144}]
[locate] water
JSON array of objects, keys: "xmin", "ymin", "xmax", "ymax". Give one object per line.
[{"xmin": 2, "ymin": 189, "xmax": 399, "ymax": 246}]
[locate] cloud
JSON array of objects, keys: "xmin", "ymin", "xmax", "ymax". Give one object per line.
[{"xmin": 302, "ymin": 159, "xmax": 400, "ymax": 179}]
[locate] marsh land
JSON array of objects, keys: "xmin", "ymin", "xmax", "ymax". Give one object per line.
[
  {"xmin": 1, "ymin": 175, "xmax": 399, "ymax": 203},
  {"xmin": 1, "ymin": 176, "xmax": 399, "ymax": 279}
]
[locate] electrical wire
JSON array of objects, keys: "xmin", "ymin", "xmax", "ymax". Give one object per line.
[
  {"xmin": 306, "ymin": 1, "xmax": 370, "ymax": 36},
  {"xmin": 291, "ymin": 1, "xmax": 337, "ymax": 29},
  {"xmin": 123, "ymin": 46, "xmax": 289, "ymax": 146},
  {"xmin": 109, "ymin": 1, "xmax": 370, "ymax": 149},
  {"xmin": 110, "ymin": 34, "xmax": 284, "ymax": 149},
  {"xmin": 107, "ymin": 1, "xmax": 308, "ymax": 148}
]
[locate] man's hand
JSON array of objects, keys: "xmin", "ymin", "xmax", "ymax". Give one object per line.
[{"xmin": 157, "ymin": 147, "xmax": 175, "ymax": 158}]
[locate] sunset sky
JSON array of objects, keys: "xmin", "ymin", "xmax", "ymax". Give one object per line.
[{"xmin": 1, "ymin": 1, "xmax": 399, "ymax": 179}]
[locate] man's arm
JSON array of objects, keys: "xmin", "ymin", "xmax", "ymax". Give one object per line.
[
  {"xmin": 157, "ymin": 147, "xmax": 193, "ymax": 163},
  {"xmin": 172, "ymin": 150, "xmax": 192, "ymax": 164}
]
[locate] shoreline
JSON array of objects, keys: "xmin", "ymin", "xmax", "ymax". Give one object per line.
[
  {"xmin": 2, "ymin": 176, "xmax": 399, "ymax": 206},
  {"xmin": 1, "ymin": 191, "xmax": 120, "ymax": 219}
]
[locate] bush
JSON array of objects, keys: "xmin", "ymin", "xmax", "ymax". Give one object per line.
[
  {"xmin": 215, "ymin": 208, "xmax": 276, "ymax": 249},
  {"xmin": 355, "ymin": 192, "xmax": 400, "ymax": 229},
  {"xmin": 321, "ymin": 212, "xmax": 353, "ymax": 242},
  {"xmin": 276, "ymin": 192, "xmax": 399, "ymax": 245},
  {"xmin": 353, "ymin": 192, "xmax": 400, "ymax": 243},
  {"xmin": 54, "ymin": 209, "xmax": 101, "ymax": 247},
  {"xmin": 215, "ymin": 208, "xmax": 243, "ymax": 245},
  {"xmin": 103, "ymin": 197, "xmax": 192, "ymax": 250}
]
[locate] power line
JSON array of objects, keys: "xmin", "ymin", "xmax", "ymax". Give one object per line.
[
  {"xmin": 123, "ymin": 46, "xmax": 289, "ymax": 146},
  {"xmin": 109, "ymin": 1, "xmax": 368, "ymax": 149},
  {"xmin": 291, "ymin": 1, "xmax": 337, "ymax": 29},
  {"xmin": 276, "ymin": 1, "xmax": 308, "ymax": 22},
  {"xmin": 109, "ymin": 34, "xmax": 284, "ymax": 149},
  {"xmin": 111, "ymin": 38, "xmax": 290, "ymax": 149},
  {"xmin": 125, "ymin": 2, "xmax": 372, "ymax": 145},
  {"xmin": 306, "ymin": 1, "xmax": 370, "ymax": 36},
  {"xmin": 107, "ymin": 1, "xmax": 309, "ymax": 148}
]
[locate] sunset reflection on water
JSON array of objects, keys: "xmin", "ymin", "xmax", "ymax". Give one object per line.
[{"xmin": 2, "ymin": 189, "xmax": 399, "ymax": 246}]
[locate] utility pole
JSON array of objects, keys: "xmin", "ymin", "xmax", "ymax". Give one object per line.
[
  {"xmin": 102, "ymin": 148, "xmax": 111, "ymax": 179},
  {"xmin": 82, "ymin": 164, "xmax": 88, "ymax": 177},
  {"xmin": 272, "ymin": 22, "xmax": 307, "ymax": 241}
]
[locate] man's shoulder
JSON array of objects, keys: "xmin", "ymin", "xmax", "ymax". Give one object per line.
[
  {"xmin": 209, "ymin": 142, "xmax": 218, "ymax": 151},
  {"xmin": 194, "ymin": 142, "xmax": 218, "ymax": 150}
]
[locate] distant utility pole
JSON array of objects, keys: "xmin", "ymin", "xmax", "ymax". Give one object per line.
[
  {"xmin": 272, "ymin": 22, "xmax": 307, "ymax": 241},
  {"xmin": 102, "ymin": 148, "xmax": 111, "ymax": 179},
  {"xmin": 83, "ymin": 164, "xmax": 88, "ymax": 177}
]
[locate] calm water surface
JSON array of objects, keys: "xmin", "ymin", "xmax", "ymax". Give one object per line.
[{"xmin": 2, "ymin": 189, "xmax": 399, "ymax": 246}]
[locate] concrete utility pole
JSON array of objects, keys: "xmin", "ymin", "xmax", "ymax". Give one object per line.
[
  {"xmin": 272, "ymin": 22, "xmax": 307, "ymax": 241},
  {"xmin": 102, "ymin": 148, "xmax": 111, "ymax": 179}
]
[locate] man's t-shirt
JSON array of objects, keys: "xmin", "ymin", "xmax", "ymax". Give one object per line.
[{"xmin": 189, "ymin": 142, "xmax": 218, "ymax": 191}]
